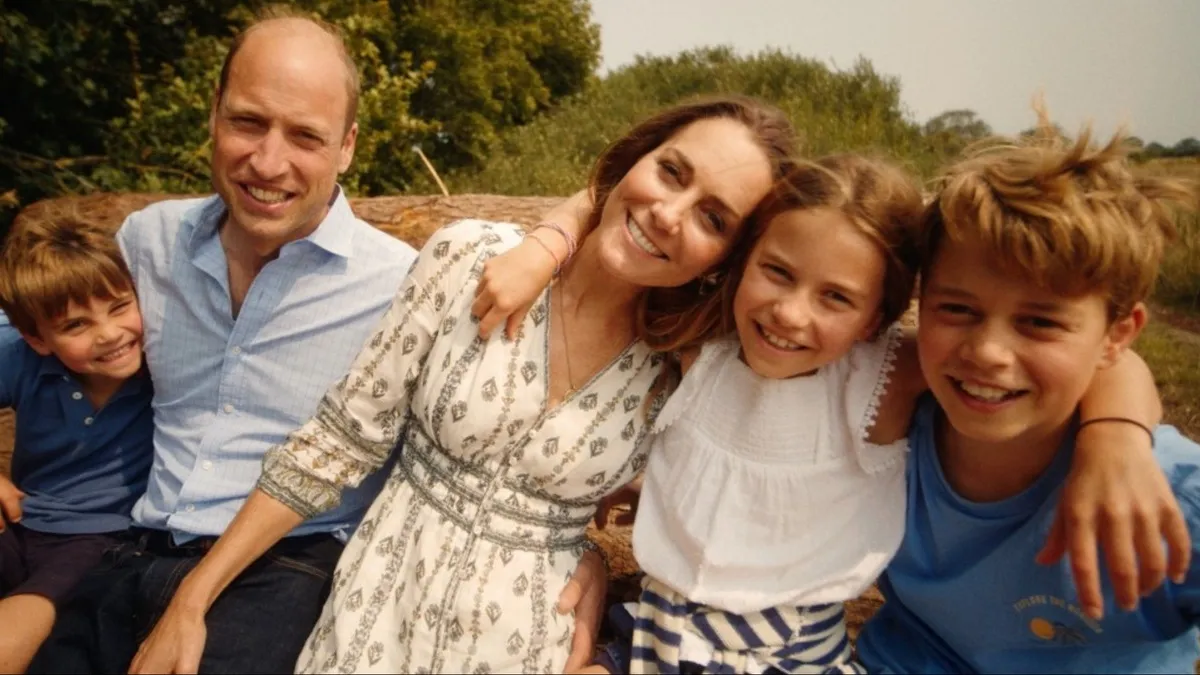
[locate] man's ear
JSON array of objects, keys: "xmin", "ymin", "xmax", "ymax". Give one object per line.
[
  {"xmin": 1100, "ymin": 302, "xmax": 1148, "ymax": 368},
  {"xmin": 337, "ymin": 122, "xmax": 358, "ymax": 174},
  {"xmin": 20, "ymin": 330, "xmax": 53, "ymax": 357}
]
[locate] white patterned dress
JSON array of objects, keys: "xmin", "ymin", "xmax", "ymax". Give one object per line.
[{"xmin": 258, "ymin": 220, "xmax": 667, "ymax": 674}]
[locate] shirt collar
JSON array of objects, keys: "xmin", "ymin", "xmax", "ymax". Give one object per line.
[{"xmin": 185, "ymin": 186, "xmax": 357, "ymax": 260}]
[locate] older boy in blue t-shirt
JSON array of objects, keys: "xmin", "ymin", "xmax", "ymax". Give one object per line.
[
  {"xmin": 0, "ymin": 207, "xmax": 153, "ymax": 672},
  {"xmin": 856, "ymin": 118, "xmax": 1200, "ymax": 673}
]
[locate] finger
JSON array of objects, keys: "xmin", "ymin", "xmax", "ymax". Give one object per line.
[
  {"xmin": 0, "ymin": 491, "xmax": 21, "ymax": 524},
  {"xmin": 556, "ymin": 578, "xmax": 583, "ymax": 615},
  {"xmin": 1163, "ymin": 505, "xmax": 1192, "ymax": 584},
  {"xmin": 564, "ymin": 628, "xmax": 592, "ymax": 672},
  {"xmin": 128, "ymin": 643, "xmax": 155, "ymax": 675},
  {"xmin": 178, "ymin": 632, "xmax": 205, "ymax": 675},
  {"xmin": 1037, "ymin": 511, "xmax": 1068, "ymax": 566},
  {"xmin": 504, "ymin": 304, "xmax": 533, "ymax": 342},
  {"xmin": 470, "ymin": 289, "xmax": 492, "ymax": 320},
  {"xmin": 593, "ymin": 501, "xmax": 611, "ymax": 530},
  {"xmin": 1066, "ymin": 511, "xmax": 1104, "ymax": 619},
  {"xmin": 1099, "ymin": 512, "xmax": 1139, "ymax": 613},
  {"xmin": 1133, "ymin": 511, "xmax": 1167, "ymax": 598},
  {"xmin": 477, "ymin": 307, "xmax": 504, "ymax": 341}
]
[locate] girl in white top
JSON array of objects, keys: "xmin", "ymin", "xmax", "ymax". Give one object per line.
[{"xmin": 475, "ymin": 153, "xmax": 1176, "ymax": 674}]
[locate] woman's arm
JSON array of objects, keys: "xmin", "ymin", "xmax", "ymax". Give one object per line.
[
  {"xmin": 128, "ymin": 223, "xmax": 475, "ymax": 674},
  {"xmin": 472, "ymin": 189, "xmax": 593, "ymax": 339},
  {"xmin": 129, "ymin": 491, "xmax": 303, "ymax": 673}
]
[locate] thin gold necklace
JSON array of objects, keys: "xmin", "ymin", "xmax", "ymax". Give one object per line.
[{"xmin": 555, "ymin": 281, "xmax": 577, "ymax": 394}]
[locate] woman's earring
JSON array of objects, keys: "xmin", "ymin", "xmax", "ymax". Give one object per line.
[{"xmin": 698, "ymin": 271, "xmax": 723, "ymax": 294}]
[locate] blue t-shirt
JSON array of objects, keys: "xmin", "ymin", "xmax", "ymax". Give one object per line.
[
  {"xmin": 0, "ymin": 315, "xmax": 153, "ymax": 534},
  {"xmin": 857, "ymin": 396, "xmax": 1200, "ymax": 674}
]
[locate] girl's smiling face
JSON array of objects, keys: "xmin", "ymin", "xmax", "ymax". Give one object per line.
[{"xmin": 734, "ymin": 207, "xmax": 886, "ymax": 379}]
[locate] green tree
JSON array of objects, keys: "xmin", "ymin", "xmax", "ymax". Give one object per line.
[
  {"xmin": 0, "ymin": 0, "xmax": 600, "ymax": 228},
  {"xmin": 922, "ymin": 109, "xmax": 993, "ymax": 160},
  {"xmin": 443, "ymin": 47, "xmax": 938, "ymax": 197},
  {"xmin": 1171, "ymin": 137, "xmax": 1200, "ymax": 158},
  {"xmin": 392, "ymin": 0, "xmax": 600, "ymax": 168}
]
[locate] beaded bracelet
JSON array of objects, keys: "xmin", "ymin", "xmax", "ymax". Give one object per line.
[
  {"xmin": 1077, "ymin": 416, "xmax": 1155, "ymax": 447},
  {"xmin": 536, "ymin": 221, "xmax": 578, "ymax": 261},
  {"xmin": 526, "ymin": 232, "xmax": 562, "ymax": 277}
]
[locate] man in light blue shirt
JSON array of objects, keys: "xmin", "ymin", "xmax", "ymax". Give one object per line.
[{"xmin": 29, "ymin": 12, "xmax": 415, "ymax": 674}]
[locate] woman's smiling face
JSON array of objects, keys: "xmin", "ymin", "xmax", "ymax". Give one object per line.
[{"xmin": 589, "ymin": 117, "xmax": 774, "ymax": 289}]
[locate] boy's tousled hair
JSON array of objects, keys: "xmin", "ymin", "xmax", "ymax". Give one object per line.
[
  {"xmin": 921, "ymin": 106, "xmax": 1199, "ymax": 320},
  {"xmin": 0, "ymin": 202, "xmax": 134, "ymax": 337},
  {"xmin": 663, "ymin": 154, "xmax": 925, "ymax": 347},
  {"xmin": 588, "ymin": 95, "xmax": 799, "ymax": 353}
]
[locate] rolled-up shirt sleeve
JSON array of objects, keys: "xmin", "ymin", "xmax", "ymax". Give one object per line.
[{"xmin": 258, "ymin": 221, "xmax": 484, "ymax": 518}]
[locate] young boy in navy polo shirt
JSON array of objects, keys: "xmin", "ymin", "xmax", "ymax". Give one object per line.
[
  {"xmin": 0, "ymin": 205, "xmax": 153, "ymax": 671},
  {"xmin": 856, "ymin": 117, "xmax": 1200, "ymax": 673}
]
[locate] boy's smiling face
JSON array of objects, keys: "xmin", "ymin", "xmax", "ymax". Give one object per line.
[
  {"xmin": 917, "ymin": 236, "xmax": 1143, "ymax": 448},
  {"xmin": 24, "ymin": 289, "xmax": 145, "ymax": 392}
]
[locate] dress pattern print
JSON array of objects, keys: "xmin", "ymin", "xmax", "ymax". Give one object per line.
[{"xmin": 259, "ymin": 220, "xmax": 668, "ymax": 673}]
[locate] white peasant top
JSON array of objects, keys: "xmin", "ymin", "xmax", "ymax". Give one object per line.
[{"xmin": 631, "ymin": 325, "xmax": 909, "ymax": 615}]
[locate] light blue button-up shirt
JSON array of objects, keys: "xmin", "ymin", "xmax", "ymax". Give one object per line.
[{"xmin": 116, "ymin": 191, "xmax": 417, "ymax": 541}]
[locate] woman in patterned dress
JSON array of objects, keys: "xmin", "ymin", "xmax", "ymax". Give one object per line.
[{"xmin": 131, "ymin": 96, "xmax": 798, "ymax": 674}]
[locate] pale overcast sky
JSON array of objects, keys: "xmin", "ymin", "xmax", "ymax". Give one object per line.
[{"xmin": 591, "ymin": 0, "xmax": 1200, "ymax": 145}]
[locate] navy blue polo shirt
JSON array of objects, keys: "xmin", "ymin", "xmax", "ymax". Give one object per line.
[{"xmin": 0, "ymin": 315, "xmax": 153, "ymax": 534}]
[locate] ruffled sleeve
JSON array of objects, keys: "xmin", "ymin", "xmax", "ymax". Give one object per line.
[
  {"xmin": 842, "ymin": 323, "xmax": 907, "ymax": 474},
  {"xmin": 652, "ymin": 337, "xmax": 739, "ymax": 434},
  {"xmin": 258, "ymin": 219, "xmax": 514, "ymax": 518}
]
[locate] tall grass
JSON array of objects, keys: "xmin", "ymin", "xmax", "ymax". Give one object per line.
[{"xmin": 1143, "ymin": 159, "xmax": 1200, "ymax": 312}]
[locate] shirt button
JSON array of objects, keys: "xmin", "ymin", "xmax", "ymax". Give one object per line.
[
  {"xmin": 231, "ymin": 346, "xmax": 242, "ymax": 355},
  {"xmin": 83, "ymin": 417, "xmax": 95, "ymax": 426},
  {"xmin": 202, "ymin": 460, "xmax": 213, "ymax": 471},
  {"xmin": 223, "ymin": 404, "xmax": 235, "ymax": 414},
  {"xmin": 72, "ymin": 391, "xmax": 83, "ymax": 400},
  {"xmin": 185, "ymin": 504, "xmax": 196, "ymax": 513}
]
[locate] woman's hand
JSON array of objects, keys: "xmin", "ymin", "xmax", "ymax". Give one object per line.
[
  {"xmin": 472, "ymin": 233, "xmax": 561, "ymax": 340},
  {"xmin": 1038, "ymin": 420, "xmax": 1189, "ymax": 619},
  {"xmin": 128, "ymin": 591, "xmax": 208, "ymax": 674},
  {"xmin": 594, "ymin": 477, "xmax": 642, "ymax": 530},
  {"xmin": 472, "ymin": 190, "xmax": 593, "ymax": 341},
  {"xmin": 558, "ymin": 549, "xmax": 608, "ymax": 673}
]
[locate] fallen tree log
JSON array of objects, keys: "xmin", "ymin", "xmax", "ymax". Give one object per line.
[{"xmin": 2, "ymin": 192, "xmax": 885, "ymax": 637}]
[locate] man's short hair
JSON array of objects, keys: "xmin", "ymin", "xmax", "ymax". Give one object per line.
[
  {"xmin": 920, "ymin": 110, "xmax": 1198, "ymax": 320},
  {"xmin": 216, "ymin": 5, "xmax": 360, "ymax": 134},
  {"xmin": 0, "ymin": 203, "xmax": 134, "ymax": 337}
]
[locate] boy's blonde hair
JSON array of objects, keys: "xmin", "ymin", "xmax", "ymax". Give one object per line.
[
  {"xmin": 920, "ymin": 110, "xmax": 1199, "ymax": 320},
  {"xmin": 662, "ymin": 154, "xmax": 925, "ymax": 349},
  {"xmin": 0, "ymin": 202, "xmax": 134, "ymax": 337}
]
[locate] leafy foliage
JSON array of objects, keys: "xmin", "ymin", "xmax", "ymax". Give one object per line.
[
  {"xmin": 443, "ymin": 47, "xmax": 941, "ymax": 197},
  {"xmin": 0, "ymin": 0, "xmax": 599, "ymax": 228}
]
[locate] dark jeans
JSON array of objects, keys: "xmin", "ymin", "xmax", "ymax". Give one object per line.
[{"xmin": 28, "ymin": 528, "xmax": 342, "ymax": 675}]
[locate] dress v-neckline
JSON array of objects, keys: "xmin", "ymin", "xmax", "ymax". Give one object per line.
[{"xmin": 538, "ymin": 289, "xmax": 639, "ymax": 415}]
